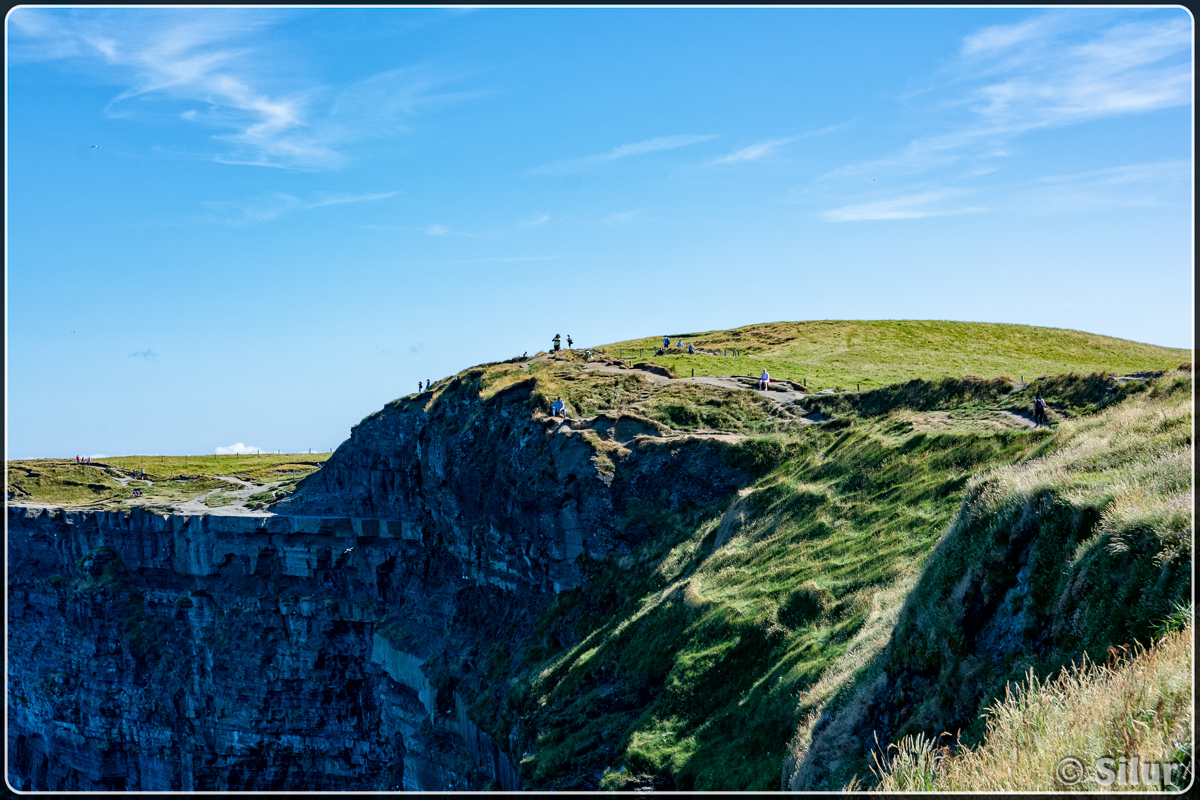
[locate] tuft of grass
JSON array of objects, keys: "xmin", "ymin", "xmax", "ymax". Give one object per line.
[{"xmin": 863, "ymin": 626, "xmax": 1193, "ymax": 792}]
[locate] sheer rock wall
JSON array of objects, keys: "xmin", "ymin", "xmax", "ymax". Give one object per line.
[{"xmin": 8, "ymin": 379, "xmax": 750, "ymax": 791}]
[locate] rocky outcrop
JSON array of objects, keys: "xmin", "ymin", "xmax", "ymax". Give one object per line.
[{"xmin": 8, "ymin": 377, "xmax": 753, "ymax": 791}]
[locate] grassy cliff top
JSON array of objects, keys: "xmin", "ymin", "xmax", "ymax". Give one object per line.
[
  {"xmin": 597, "ymin": 320, "xmax": 1190, "ymax": 391},
  {"xmin": 6, "ymin": 453, "xmax": 330, "ymax": 510}
]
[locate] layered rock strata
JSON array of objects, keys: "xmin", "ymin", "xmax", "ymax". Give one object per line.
[{"xmin": 8, "ymin": 377, "xmax": 751, "ymax": 791}]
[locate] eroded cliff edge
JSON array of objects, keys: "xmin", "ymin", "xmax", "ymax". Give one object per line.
[{"xmin": 7, "ymin": 369, "xmax": 757, "ymax": 791}]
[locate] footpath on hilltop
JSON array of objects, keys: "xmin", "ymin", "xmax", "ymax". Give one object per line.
[{"xmin": 594, "ymin": 319, "xmax": 1189, "ymax": 391}]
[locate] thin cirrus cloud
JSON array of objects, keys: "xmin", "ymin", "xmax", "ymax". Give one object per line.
[
  {"xmin": 965, "ymin": 16, "xmax": 1191, "ymax": 130},
  {"xmin": 601, "ymin": 210, "xmax": 642, "ymax": 225},
  {"xmin": 7, "ymin": 8, "xmax": 473, "ymax": 170},
  {"xmin": 710, "ymin": 124, "xmax": 846, "ymax": 165},
  {"xmin": 203, "ymin": 190, "xmax": 398, "ymax": 225},
  {"xmin": 531, "ymin": 134, "xmax": 718, "ymax": 175},
  {"xmin": 1014, "ymin": 159, "xmax": 1190, "ymax": 214},
  {"xmin": 712, "ymin": 139, "xmax": 792, "ymax": 165},
  {"xmin": 823, "ymin": 189, "xmax": 986, "ymax": 222},
  {"xmin": 424, "ymin": 223, "xmax": 487, "ymax": 238},
  {"xmin": 520, "ymin": 213, "xmax": 551, "ymax": 227},
  {"xmin": 814, "ymin": 13, "xmax": 1190, "ymax": 214}
]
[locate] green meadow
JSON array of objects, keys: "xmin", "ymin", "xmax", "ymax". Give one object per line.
[{"xmin": 596, "ymin": 320, "xmax": 1189, "ymax": 390}]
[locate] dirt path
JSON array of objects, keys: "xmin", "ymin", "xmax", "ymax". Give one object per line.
[
  {"xmin": 582, "ymin": 361, "xmax": 818, "ymax": 420},
  {"xmin": 996, "ymin": 408, "xmax": 1037, "ymax": 429},
  {"xmin": 163, "ymin": 476, "xmax": 282, "ymax": 517}
]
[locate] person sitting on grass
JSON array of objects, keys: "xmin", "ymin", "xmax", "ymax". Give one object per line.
[
  {"xmin": 551, "ymin": 396, "xmax": 567, "ymax": 418},
  {"xmin": 759, "ymin": 369, "xmax": 771, "ymax": 391}
]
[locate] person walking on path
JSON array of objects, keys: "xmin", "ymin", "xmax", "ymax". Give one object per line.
[
  {"xmin": 759, "ymin": 369, "xmax": 771, "ymax": 391},
  {"xmin": 567, "ymin": 335, "xmax": 573, "ymax": 350},
  {"xmin": 663, "ymin": 335, "xmax": 670, "ymax": 349},
  {"xmin": 688, "ymin": 343, "xmax": 695, "ymax": 354},
  {"xmin": 553, "ymin": 334, "xmax": 562, "ymax": 353},
  {"xmin": 1033, "ymin": 392, "xmax": 1047, "ymax": 427}
]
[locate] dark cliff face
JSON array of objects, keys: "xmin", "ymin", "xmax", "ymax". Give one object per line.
[{"xmin": 7, "ymin": 378, "xmax": 752, "ymax": 792}]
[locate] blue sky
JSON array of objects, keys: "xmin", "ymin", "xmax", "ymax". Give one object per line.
[{"xmin": 5, "ymin": 6, "xmax": 1193, "ymax": 459}]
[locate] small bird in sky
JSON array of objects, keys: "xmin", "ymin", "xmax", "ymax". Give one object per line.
[
  {"xmin": 90, "ymin": 145, "xmax": 101, "ymax": 148},
  {"xmin": 71, "ymin": 330, "xmax": 77, "ymax": 334}
]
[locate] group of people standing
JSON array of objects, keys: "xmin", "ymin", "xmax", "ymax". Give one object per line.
[
  {"xmin": 661, "ymin": 336, "xmax": 697, "ymax": 354},
  {"xmin": 75, "ymin": 455, "xmax": 93, "ymax": 465},
  {"xmin": 552, "ymin": 333, "xmax": 573, "ymax": 353}
]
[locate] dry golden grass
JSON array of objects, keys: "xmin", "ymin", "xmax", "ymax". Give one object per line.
[{"xmin": 862, "ymin": 625, "xmax": 1193, "ymax": 791}]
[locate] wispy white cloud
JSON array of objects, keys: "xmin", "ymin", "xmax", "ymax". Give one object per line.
[
  {"xmin": 712, "ymin": 139, "xmax": 791, "ymax": 165},
  {"xmin": 814, "ymin": 13, "xmax": 1190, "ymax": 213},
  {"xmin": 520, "ymin": 213, "xmax": 551, "ymax": 227},
  {"xmin": 204, "ymin": 192, "xmax": 303, "ymax": 224},
  {"xmin": 203, "ymin": 189, "xmax": 397, "ymax": 224},
  {"xmin": 602, "ymin": 210, "xmax": 642, "ymax": 225},
  {"xmin": 961, "ymin": 15, "xmax": 1065, "ymax": 56},
  {"xmin": 7, "ymin": 8, "xmax": 474, "ymax": 170},
  {"xmin": 710, "ymin": 124, "xmax": 847, "ymax": 166},
  {"xmin": 823, "ymin": 189, "xmax": 986, "ymax": 222},
  {"xmin": 1014, "ymin": 159, "xmax": 1190, "ymax": 214},
  {"xmin": 423, "ymin": 223, "xmax": 487, "ymax": 238},
  {"xmin": 216, "ymin": 442, "xmax": 262, "ymax": 455},
  {"xmin": 305, "ymin": 191, "xmax": 400, "ymax": 208},
  {"xmin": 966, "ymin": 17, "xmax": 1191, "ymax": 130},
  {"xmin": 532, "ymin": 134, "xmax": 717, "ymax": 175}
]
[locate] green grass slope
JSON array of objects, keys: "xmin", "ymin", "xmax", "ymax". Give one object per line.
[
  {"xmin": 783, "ymin": 370, "xmax": 1193, "ymax": 790},
  {"xmin": 598, "ymin": 320, "xmax": 1190, "ymax": 391},
  {"xmin": 442, "ymin": 361, "xmax": 1190, "ymax": 791}
]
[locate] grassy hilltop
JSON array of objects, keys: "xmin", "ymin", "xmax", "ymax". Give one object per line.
[{"xmin": 597, "ymin": 320, "xmax": 1189, "ymax": 389}]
